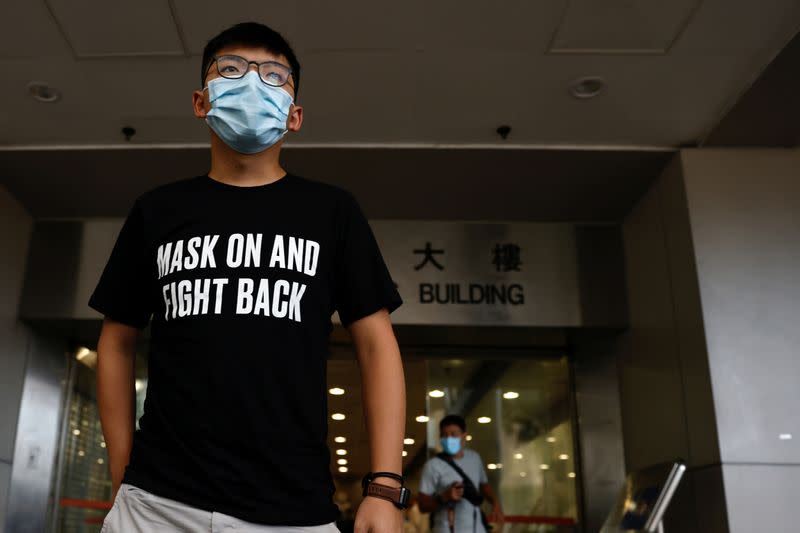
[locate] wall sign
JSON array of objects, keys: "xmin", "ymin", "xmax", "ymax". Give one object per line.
[{"xmin": 369, "ymin": 221, "xmax": 581, "ymax": 326}]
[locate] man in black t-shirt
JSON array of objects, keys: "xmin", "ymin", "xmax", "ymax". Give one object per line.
[{"xmin": 91, "ymin": 22, "xmax": 406, "ymax": 533}]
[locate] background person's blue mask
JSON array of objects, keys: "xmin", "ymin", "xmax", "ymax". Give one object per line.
[
  {"xmin": 441, "ymin": 436, "xmax": 462, "ymax": 455},
  {"xmin": 204, "ymin": 70, "xmax": 293, "ymax": 154}
]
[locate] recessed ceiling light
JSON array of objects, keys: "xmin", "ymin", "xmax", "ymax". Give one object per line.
[
  {"xmin": 487, "ymin": 463, "xmax": 497, "ymax": 470},
  {"xmin": 337, "ymin": 459, "xmax": 348, "ymax": 465},
  {"xmin": 97, "ymin": 458, "xmax": 104, "ymax": 464},
  {"xmin": 477, "ymin": 417, "xmax": 492, "ymax": 424},
  {"xmin": 569, "ymin": 76, "xmax": 606, "ymax": 99},
  {"xmin": 27, "ymin": 81, "xmax": 61, "ymax": 103},
  {"xmin": 338, "ymin": 466, "xmax": 348, "ymax": 473},
  {"xmin": 502, "ymin": 391, "xmax": 519, "ymax": 399},
  {"xmin": 428, "ymin": 390, "xmax": 445, "ymax": 398},
  {"xmin": 540, "ymin": 464, "xmax": 550, "ymax": 470},
  {"xmin": 100, "ymin": 442, "xmax": 106, "ymax": 448},
  {"xmin": 72, "ymin": 429, "xmax": 80, "ymax": 436},
  {"xmin": 546, "ymin": 437, "xmax": 556, "ymax": 443},
  {"xmin": 514, "ymin": 453, "xmax": 523, "ymax": 459},
  {"xmin": 466, "ymin": 435, "xmax": 473, "ymax": 441},
  {"xmin": 336, "ymin": 449, "xmax": 347, "ymax": 455},
  {"xmin": 402, "ymin": 450, "xmax": 408, "ymax": 457},
  {"xmin": 568, "ymin": 472, "xmax": 576, "ymax": 478},
  {"xmin": 403, "ymin": 438, "xmax": 415, "ymax": 445},
  {"xmin": 77, "ymin": 450, "xmax": 85, "ymax": 457},
  {"xmin": 520, "ymin": 472, "xmax": 527, "ymax": 477},
  {"xmin": 329, "ymin": 387, "xmax": 345, "ymax": 395},
  {"xmin": 334, "ymin": 436, "xmax": 346, "ymax": 443},
  {"xmin": 416, "ymin": 415, "xmax": 429, "ymax": 423},
  {"xmin": 331, "ymin": 413, "xmax": 345, "ymax": 420},
  {"xmin": 559, "ymin": 454, "xmax": 569, "ymax": 460}
]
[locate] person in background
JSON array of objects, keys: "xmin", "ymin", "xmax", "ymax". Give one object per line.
[{"xmin": 417, "ymin": 415, "xmax": 504, "ymax": 533}]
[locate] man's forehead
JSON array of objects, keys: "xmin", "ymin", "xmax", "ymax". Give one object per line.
[{"xmin": 215, "ymin": 45, "xmax": 288, "ymax": 65}]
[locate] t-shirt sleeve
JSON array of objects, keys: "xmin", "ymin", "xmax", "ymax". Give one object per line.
[
  {"xmin": 418, "ymin": 459, "xmax": 438, "ymax": 496},
  {"xmin": 88, "ymin": 198, "xmax": 153, "ymax": 328},
  {"xmin": 333, "ymin": 191, "xmax": 402, "ymax": 327}
]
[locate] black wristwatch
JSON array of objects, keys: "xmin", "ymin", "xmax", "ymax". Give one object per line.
[{"xmin": 361, "ymin": 471, "xmax": 411, "ymax": 509}]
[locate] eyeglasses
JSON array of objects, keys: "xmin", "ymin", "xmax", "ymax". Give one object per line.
[{"xmin": 204, "ymin": 54, "xmax": 294, "ymax": 88}]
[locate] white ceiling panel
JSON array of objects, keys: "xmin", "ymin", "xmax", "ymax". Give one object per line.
[
  {"xmin": 670, "ymin": 0, "xmax": 800, "ymax": 55},
  {"xmin": 550, "ymin": 0, "xmax": 702, "ymax": 53},
  {"xmin": 172, "ymin": 0, "xmax": 300, "ymax": 55},
  {"xmin": 292, "ymin": 0, "xmax": 423, "ymax": 51},
  {"xmin": 0, "ymin": 1, "xmax": 71, "ymax": 58},
  {"xmin": 46, "ymin": 0, "xmax": 185, "ymax": 57},
  {"xmin": 416, "ymin": 0, "xmax": 565, "ymax": 52}
]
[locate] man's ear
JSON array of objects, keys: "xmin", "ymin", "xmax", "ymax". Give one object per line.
[
  {"xmin": 287, "ymin": 103, "xmax": 304, "ymax": 132},
  {"xmin": 192, "ymin": 89, "xmax": 208, "ymax": 119}
]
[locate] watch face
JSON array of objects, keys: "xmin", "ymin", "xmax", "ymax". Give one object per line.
[{"xmin": 399, "ymin": 487, "xmax": 411, "ymax": 507}]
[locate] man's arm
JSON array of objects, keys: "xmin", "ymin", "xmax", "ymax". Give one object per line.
[
  {"xmin": 416, "ymin": 493, "xmax": 438, "ymax": 514},
  {"xmin": 349, "ymin": 308, "xmax": 406, "ymax": 487},
  {"xmin": 349, "ymin": 308, "xmax": 406, "ymax": 532},
  {"xmin": 479, "ymin": 482, "xmax": 504, "ymax": 522},
  {"xmin": 418, "ymin": 482, "xmax": 464, "ymax": 513},
  {"xmin": 96, "ymin": 317, "xmax": 139, "ymax": 498}
]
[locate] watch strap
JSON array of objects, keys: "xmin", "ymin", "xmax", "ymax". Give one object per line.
[
  {"xmin": 367, "ymin": 471, "xmax": 404, "ymax": 484},
  {"xmin": 363, "ymin": 481, "xmax": 410, "ymax": 509}
]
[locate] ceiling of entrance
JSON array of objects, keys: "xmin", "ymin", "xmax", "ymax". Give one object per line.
[
  {"xmin": 1, "ymin": 0, "xmax": 798, "ymax": 148},
  {"xmin": 0, "ymin": 147, "xmax": 673, "ymax": 219}
]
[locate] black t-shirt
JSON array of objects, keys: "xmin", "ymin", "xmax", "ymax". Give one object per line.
[{"xmin": 88, "ymin": 173, "xmax": 402, "ymax": 526}]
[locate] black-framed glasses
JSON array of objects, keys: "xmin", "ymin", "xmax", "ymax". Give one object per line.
[{"xmin": 204, "ymin": 54, "xmax": 293, "ymax": 88}]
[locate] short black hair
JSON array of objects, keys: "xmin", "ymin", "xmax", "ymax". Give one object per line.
[
  {"xmin": 201, "ymin": 21, "xmax": 301, "ymax": 99},
  {"xmin": 439, "ymin": 414, "xmax": 467, "ymax": 433}
]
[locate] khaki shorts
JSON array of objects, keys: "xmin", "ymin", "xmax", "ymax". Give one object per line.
[{"xmin": 101, "ymin": 483, "xmax": 342, "ymax": 533}]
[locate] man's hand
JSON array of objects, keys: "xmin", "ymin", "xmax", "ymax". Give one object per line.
[
  {"xmin": 489, "ymin": 503, "xmax": 505, "ymax": 525},
  {"xmin": 479, "ymin": 481, "xmax": 504, "ymax": 526},
  {"xmin": 442, "ymin": 481, "xmax": 464, "ymax": 503},
  {"xmin": 354, "ymin": 495, "xmax": 403, "ymax": 533}
]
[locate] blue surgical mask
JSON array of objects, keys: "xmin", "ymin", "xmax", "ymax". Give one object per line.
[
  {"xmin": 441, "ymin": 436, "xmax": 462, "ymax": 455},
  {"xmin": 204, "ymin": 71, "xmax": 293, "ymax": 154}
]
